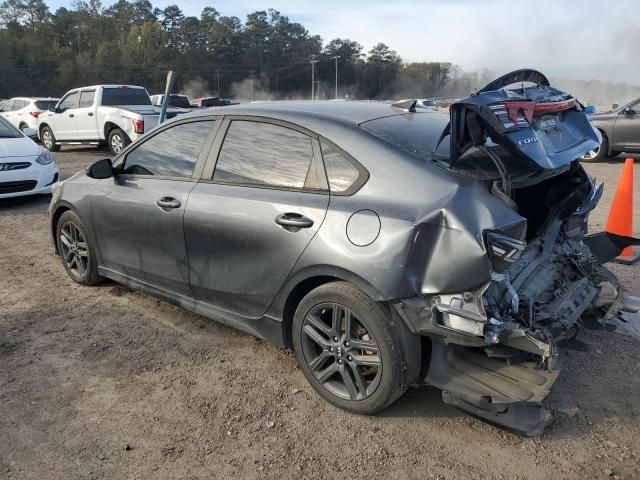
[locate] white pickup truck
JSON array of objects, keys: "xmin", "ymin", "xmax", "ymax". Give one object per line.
[{"xmin": 38, "ymin": 85, "xmax": 184, "ymax": 155}]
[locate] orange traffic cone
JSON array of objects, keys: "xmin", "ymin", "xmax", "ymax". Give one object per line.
[{"xmin": 605, "ymin": 158, "xmax": 638, "ymax": 264}]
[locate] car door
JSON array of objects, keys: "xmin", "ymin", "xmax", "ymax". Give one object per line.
[
  {"xmin": 613, "ymin": 99, "xmax": 640, "ymax": 151},
  {"xmin": 92, "ymin": 118, "xmax": 219, "ymax": 296},
  {"xmin": 53, "ymin": 91, "xmax": 79, "ymax": 140},
  {"xmin": 75, "ymin": 89, "xmax": 99, "ymax": 139},
  {"xmin": 184, "ymin": 118, "xmax": 330, "ymax": 318}
]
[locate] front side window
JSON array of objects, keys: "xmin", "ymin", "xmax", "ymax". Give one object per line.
[
  {"xmin": 79, "ymin": 91, "xmax": 95, "ymax": 108},
  {"xmin": 320, "ymin": 141, "xmax": 360, "ymax": 193},
  {"xmin": 59, "ymin": 93, "xmax": 78, "ymax": 111},
  {"xmin": 0, "ymin": 115, "xmax": 22, "ymax": 138},
  {"xmin": 213, "ymin": 121, "xmax": 316, "ymax": 189},
  {"xmin": 123, "ymin": 121, "xmax": 214, "ymax": 177}
]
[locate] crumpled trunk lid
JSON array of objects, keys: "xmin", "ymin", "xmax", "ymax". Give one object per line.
[{"xmin": 440, "ymin": 69, "xmax": 601, "ymax": 187}]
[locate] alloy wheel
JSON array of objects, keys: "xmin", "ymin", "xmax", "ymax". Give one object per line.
[
  {"xmin": 581, "ymin": 147, "xmax": 600, "ymax": 160},
  {"xmin": 300, "ymin": 302, "xmax": 382, "ymax": 401},
  {"xmin": 111, "ymin": 134, "xmax": 123, "ymax": 153},
  {"xmin": 59, "ymin": 222, "xmax": 89, "ymax": 279},
  {"xmin": 42, "ymin": 130, "xmax": 53, "ymax": 150}
]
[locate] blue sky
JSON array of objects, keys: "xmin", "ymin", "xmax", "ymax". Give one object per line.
[{"xmin": 45, "ymin": 0, "xmax": 639, "ymax": 82}]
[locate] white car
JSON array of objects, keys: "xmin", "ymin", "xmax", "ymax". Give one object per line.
[
  {"xmin": 0, "ymin": 97, "xmax": 59, "ymax": 131},
  {"xmin": 0, "ymin": 116, "xmax": 59, "ymax": 198}
]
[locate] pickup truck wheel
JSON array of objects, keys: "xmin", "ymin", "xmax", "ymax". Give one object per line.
[
  {"xmin": 41, "ymin": 126, "xmax": 61, "ymax": 152},
  {"xmin": 108, "ymin": 129, "xmax": 130, "ymax": 155}
]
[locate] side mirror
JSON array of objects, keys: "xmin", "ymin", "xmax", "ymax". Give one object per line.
[
  {"xmin": 611, "ymin": 103, "xmax": 619, "ymax": 110},
  {"xmin": 22, "ymin": 127, "xmax": 38, "ymax": 138},
  {"xmin": 86, "ymin": 158, "xmax": 113, "ymax": 179}
]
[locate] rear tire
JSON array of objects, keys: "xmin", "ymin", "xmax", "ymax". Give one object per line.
[
  {"xmin": 292, "ymin": 281, "xmax": 415, "ymax": 414},
  {"xmin": 41, "ymin": 126, "xmax": 61, "ymax": 152},
  {"xmin": 55, "ymin": 211, "xmax": 102, "ymax": 286},
  {"xmin": 108, "ymin": 128, "xmax": 130, "ymax": 155},
  {"xmin": 581, "ymin": 134, "xmax": 608, "ymax": 162}
]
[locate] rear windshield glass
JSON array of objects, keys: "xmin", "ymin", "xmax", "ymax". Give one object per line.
[
  {"xmin": 169, "ymin": 96, "xmax": 191, "ymax": 108},
  {"xmin": 34, "ymin": 100, "xmax": 58, "ymax": 110},
  {"xmin": 102, "ymin": 88, "xmax": 151, "ymax": 106},
  {"xmin": 360, "ymin": 113, "xmax": 450, "ymax": 162}
]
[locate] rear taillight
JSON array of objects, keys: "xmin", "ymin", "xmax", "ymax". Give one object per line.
[
  {"xmin": 490, "ymin": 97, "xmax": 577, "ymax": 130},
  {"xmin": 534, "ymin": 98, "xmax": 576, "ymax": 114},
  {"xmin": 29, "ymin": 111, "xmax": 41, "ymax": 118},
  {"xmin": 484, "ymin": 230, "xmax": 526, "ymax": 273},
  {"xmin": 133, "ymin": 119, "xmax": 144, "ymax": 134}
]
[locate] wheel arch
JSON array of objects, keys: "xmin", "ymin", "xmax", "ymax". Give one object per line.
[
  {"xmin": 104, "ymin": 121, "xmax": 121, "ymax": 140},
  {"xmin": 50, "ymin": 202, "xmax": 76, "ymax": 255},
  {"xmin": 274, "ymin": 267, "xmax": 389, "ymax": 348},
  {"xmin": 594, "ymin": 127, "xmax": 613, "ymax": 155},
  {"xmin": 39, "ymin": 122, "xmax": 50, "ymax": 135}
]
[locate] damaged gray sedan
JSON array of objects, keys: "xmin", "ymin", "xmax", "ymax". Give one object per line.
[{"xmin": 49, "ymin": 69, "xmax": 639, "ymax": 436}]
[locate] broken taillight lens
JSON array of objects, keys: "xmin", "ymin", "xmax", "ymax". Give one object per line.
[
  {"xmin": 534, "ymin": 98, "xmax": 576, "ymax": 114},
  {"xmin": 490, "ymin": 97, "xmax": 577, "ymax": 130},
  {"xmin": 490, "ymin": 102, "xmax": 534, "ymax": 129},
  {"xmin": 132, "ymin": 119, "xmax": 144, "ymax": 134},
  {"xmin": 484, "ymin": 230, "xmax": 526, "ymax": 274}
]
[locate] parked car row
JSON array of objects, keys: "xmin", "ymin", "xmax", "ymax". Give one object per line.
[{"xmin": 1, "ymin": 87, "xmax": 237, "ymax": 156}]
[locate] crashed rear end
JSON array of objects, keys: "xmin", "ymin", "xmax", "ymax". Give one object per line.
[{"xmin": 395, "ymin": 70, "xmax": 639, "ymax": 435}]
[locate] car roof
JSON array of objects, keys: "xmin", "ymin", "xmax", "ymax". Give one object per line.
[
  {"xmin": 181, "ymin": 100, "xmax": 413, "ymax": 126},
  {"xmin": 9, "ymin": 97, "xmax": 59, "ymax": 102}
]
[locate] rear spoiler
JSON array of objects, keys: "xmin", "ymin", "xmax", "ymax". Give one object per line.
[{"xmin": 433, "ymin": 69, "xmax": 600, "ymax": 170}]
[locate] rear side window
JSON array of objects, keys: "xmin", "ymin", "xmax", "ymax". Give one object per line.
[
  {"xmin": 320, "ymin": 141, "xmax": 360, "ymax": 193},
  {"xmin": 14, "ymin": 100, "xmax": 29, "ymax": 110},
  {"xmin": 102, "ymin": 88, "xmax": 151, "ymax": 106},
  {"xmin": 123, "ymin": 121, "xmax": 214, "ymax": 177},
  {"xmin": 213, "ymin": 121, "xmax": 316, "ymax": 190},
  {"xmin": 34, "ymin": 100, "xmax": 58, "ymax": 110},
  {"xmin": 79, "ymin": 91, "xmax": 95, "ymax": 108}
]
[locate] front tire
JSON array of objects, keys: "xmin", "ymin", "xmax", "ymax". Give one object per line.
[
  {"xmin": 292, "ymin": 282, "xmax": 414, "ymax": 414},
  {"xmin": 108, "ymin": 128, "xmax": 130, "ymax": 155},
  {"xmin": 56, "ymin": 211, "xmax": 102, "ymax": 285},
  {"xmin": 41, "ymin": 126, "xmax": 61, "ymax": 152}
]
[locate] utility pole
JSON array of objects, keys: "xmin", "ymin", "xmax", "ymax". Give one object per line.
[
  {"xmin": 216, "ymin": 69, "xmax": 221, "ymax": 97},
  {"xmin": 249, "ymin": 70, "xmax": 255, "ymax": 101},
  {"xmin": 331, "ymin": 55, "xmax": 340, "ymax": 100},
  {"xmin": 310, "ymin": 57, "xmax": 318, "ymax": 100}
]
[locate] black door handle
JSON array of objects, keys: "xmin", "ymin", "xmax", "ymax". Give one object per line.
[
  {"xmin": 69, "ymin": 113, "xmax": 74, "ymax": 118},
  {"xmin": 157, "ymin": 197, "xmax": 181, "ymax": 209},
  {"xmin": 275, "ymin": 213, "xmax": 314, "ymax": 231},
  {"xmin": 88, "ymin": 112, "xmax": 94, "ymax": 116}
]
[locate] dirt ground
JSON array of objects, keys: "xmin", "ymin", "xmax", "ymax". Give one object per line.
[{"xmin": 1, "ymin": 147, "xmax": 639, "ymax": 480}]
